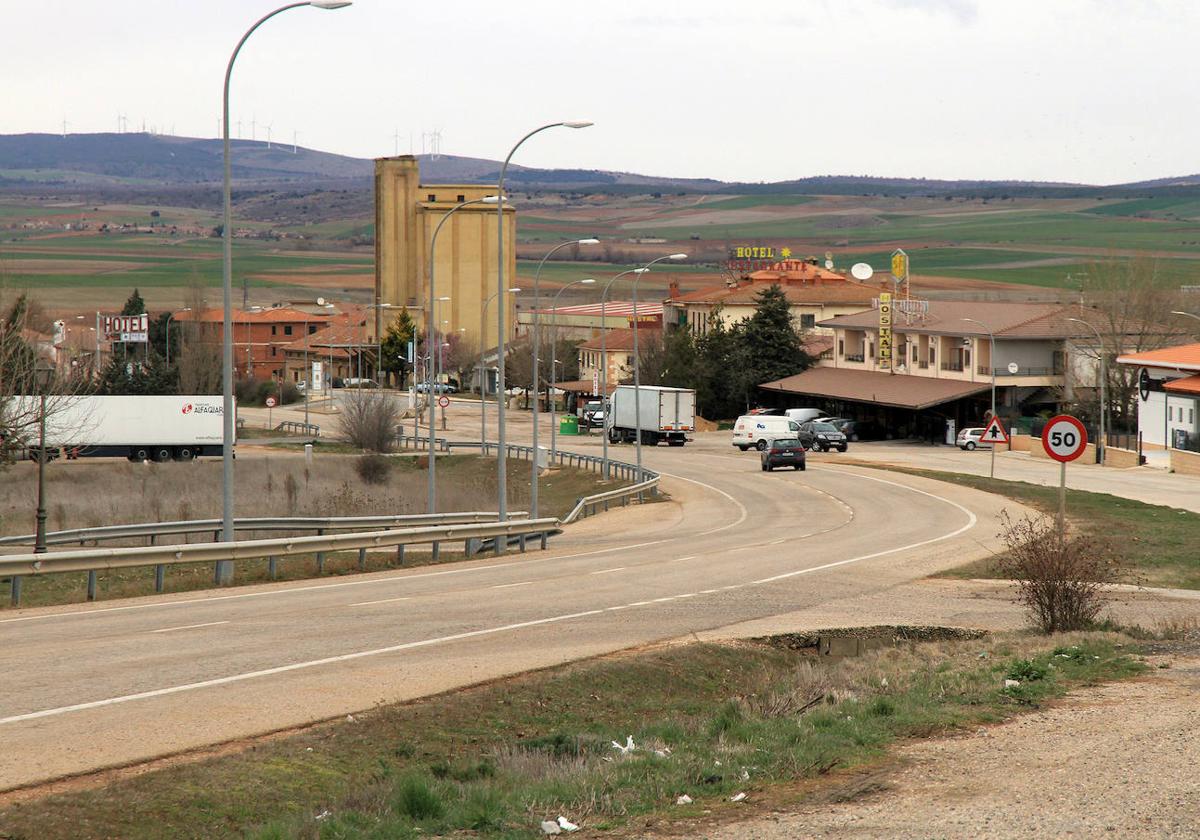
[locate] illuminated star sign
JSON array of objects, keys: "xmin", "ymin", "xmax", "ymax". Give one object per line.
[{"xmin": 780, "ymin": 247, "xmax": 792, "ymax": 259}]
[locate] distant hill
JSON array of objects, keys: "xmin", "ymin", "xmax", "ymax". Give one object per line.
[{"xmin": 2, "ymin": 132, "xmax": 1200, "ymax": 200}]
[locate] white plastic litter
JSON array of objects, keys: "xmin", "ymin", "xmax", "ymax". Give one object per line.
[
  {"xmin": 611, "ymin": 735, "xmax": 636, "ymax": 755},
  {"xmin": 557, "ymin": 816, "xmax": 579, "ymax": 832},
  {"xmin": 675, "ymin": 794, "xmax": 693, "ymax": 805},
  {"xmin": 541, "ymin": 819, "xmax": 562, "ymax": 835},
  {"xmin": 730, "ymin": 792, "xmax": 747, "ymax": 803},
  {"xmin": 1004, "ymin": 679, "xmax": 1021, "ymax": 688},
  {"xmin": 740, "ymin": 769, "xmax": 750, "ymax": 781}
]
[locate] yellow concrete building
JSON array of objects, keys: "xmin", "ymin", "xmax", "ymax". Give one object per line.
[{"xmin": 373, "ymin": 156, "xmax": 516, "ymax": 351}]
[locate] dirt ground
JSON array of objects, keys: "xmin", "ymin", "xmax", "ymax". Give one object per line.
[{"xmin": 683, "ymin": 647, "xmax": 1200, "ymax": 839}]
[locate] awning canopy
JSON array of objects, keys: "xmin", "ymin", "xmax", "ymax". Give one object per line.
[{"xmin": 759, "ymin": 367, "xmax": 989, "ymax": 410}]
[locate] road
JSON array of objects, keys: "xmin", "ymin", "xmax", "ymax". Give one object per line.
[{"xmin": 0, "ymin": 429, "xmax": 1023, "ymax": 790}]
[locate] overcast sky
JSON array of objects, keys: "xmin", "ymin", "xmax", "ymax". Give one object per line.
[{"xmin": 2, "ymin": 0, "xmax": 1195, "ymax": 185}]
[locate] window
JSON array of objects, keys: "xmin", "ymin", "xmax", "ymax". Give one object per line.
[
  {"xmin": 309, "ymin": 324, "xmax": 317, "ymax": 334},
  {"xmin": 271, "ymin": 347, "xmax": 277, "ymax": 357},
  {"xmin": 838, "ymin": 338, "xmax": 844, "ymax": 356},
  {"xmin": 912, "ymin": 345, "xmax": 919, "ymax": 360},
  {"xmin": 271, "ymin": 326, "xmax": 277, "ymax": 336},
  {"xmin": 800, "ymin": 313, "xmax": 816, "ymax": 330},
  {"xmin": 427, "ymin": 193, "xmax": 436, "ymax": 202},
  {"xmin": 457, "ymin": 194, "xmax": 466, "ymax": 202},
  {"xmin": 284, "ymin": 325, "xmax": 293, "ymax": 336}
]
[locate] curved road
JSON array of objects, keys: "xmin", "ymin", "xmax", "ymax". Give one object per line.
[{"xmin": 0, "ymin": 432, "xmax": 1015, "ymax": 790}]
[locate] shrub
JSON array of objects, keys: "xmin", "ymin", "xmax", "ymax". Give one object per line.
[
  {"xmin": 340, "ymin": 390, "xmax": 402, "ymax": 452},
  {"xmin": 1006, "ymin": 659, "xmax": 1049, "ymax": 682},
  {"xmin": 392, "ymin": 773, "xmax": 445, "ymax": 821},
  {"xmin": 994, "ymin": 510, "xmax": 1125, "ymax": 633},
  {"xmin": 355, "ymin": 454, "xmax": 391, "ymax": 485}
]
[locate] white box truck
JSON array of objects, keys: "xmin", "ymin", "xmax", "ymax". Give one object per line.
[
  {"xmin": 606, "ymin": 385, "xmax": 695, "ymax": 447},
  {"xmin": 14, "ymin": 395, "xmax": 230, "ymax": 462}
]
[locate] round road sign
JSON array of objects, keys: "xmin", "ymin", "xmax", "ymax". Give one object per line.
[
  {"xmin": 264, "ymin": 396, "xmax": 277, "ymax": 408},
  {"xmin": 1041, "ymin": 414, "xmax": 1087, "ymax": 462},
  {"xmin": 437, "ymin": 395, "xmax": 450, "ymax": 408}
]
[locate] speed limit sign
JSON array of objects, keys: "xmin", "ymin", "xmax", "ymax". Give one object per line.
[
  {"xmin": 264, "ymin": 396, "xmax": 277, "ymax": 408},
  {"xmin": 437, "ymin": 395, "xmax": 450, "ymax": 409},
  {"xmin": 1042, "ymin": 415, "xmax": 1087, "ymax": 462}
]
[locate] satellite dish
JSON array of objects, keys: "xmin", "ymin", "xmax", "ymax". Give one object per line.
[
  {"xmin": 850, "ymin": 262, "xmax": 874, "ymax": 281},
  {"xmin": 823, "ymin": 259, "xmax": 834, "ymax": 270},
  {"xmin": 1007, "ymin": 362, "xmax": 1020, "ymax": 375},
  {"xmin": 316, "ymin": 297, "xmax": 325, "ymax": 306}
]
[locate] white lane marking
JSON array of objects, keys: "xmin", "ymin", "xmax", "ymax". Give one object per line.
[
  {"xmin": 767, "ymin": 538, "xmax": 786, "ymax": 545},
  {"xmin": 699, "ymin": 589, "xmax": 721, "ymax": 594},
  {"xmin": 673, "ymin": 555, "xmax": 697, "ymax": 562},
  {"xmin": 0, "ymin": 537, "xmax": 672, "ymax": 627},
  {"xmin": 149, "ymin": 621, "xmax": 228, "ymax": 634},
  {"xmin": 0, "ymin": 469, "xmax": 980, "ymax": 726},
  {"xmin": 491, "ymin": 581, "xmax": 532, "ymax": 590},
  {"xmin": 651, "ymin": 596, "xmax": 675, "ymax": 603},
  {"xmin": 589, "ymin": 567, "xmax": 626, "ymax": 575},
  {"xmin": 652, "ymin": 469, "xmax": 749, "ymax": 537},
  {"xmin": 348, "ymin": 597, "xmax": 410, "ymax": 607}
]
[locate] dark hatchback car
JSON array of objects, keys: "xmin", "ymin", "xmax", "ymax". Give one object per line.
[{"xmin": 760, "ymin": 437, "xmax": 807, "ymax": 471}]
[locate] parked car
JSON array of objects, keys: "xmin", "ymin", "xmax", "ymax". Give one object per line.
[
  {"xmin": 798, "ymin": 421, "xmax": 848, "ymax": 452},
  {"xmin": 341, "ymin": 378, "xmax": 378, "ymax": 388},
  {"xmin": 833, "ymin": 418, "xmax": 884, "ymax": 441},
  {"xmin": 956, "ymin": 427, "xmax": 993, "ymax": 450},
  {"xmin": 415, "ymin": 382, "xmax": 458, "ymax": 394},
  {"xmin": 784, "ymin": 407, "xmax": 824, "ymax": 424},
  {"xmin": 732, "ymin": 414, "xmax": 803, "ymax": 451},
  {"xmin": 582, "ymin": 399, "xmax": 607, "ymax": 428},
  {"xmin": 760, "ymin": 437, "xmax": 807, "ymax": 471}
]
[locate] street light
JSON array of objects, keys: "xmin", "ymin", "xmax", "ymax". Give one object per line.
[
  {"xmin": 549, "ymin": 277, "xmax": 596, "ymax": 461},
  {"xmin": 427, "ymin": 196, "xmax": 498, "ymax": 514},
  {"xmin": 164, "ymin": 307, "xmax": 191, "ymax": 366},
  {"xmin": 631, "ymin": 254, "xmax": 687, "ymax": 483},
  {"xmin": 960, "ymin": 317, "xmax": 997, "ymax": 478},
  {"xmin": 1172, "ymin": 310, "xmax": 1200, "ymax": 326},
  {"xmin": 480, "ymin": 287, "xmax": 520, "ymax": 443},
  {"xmin": 33, "ymin": 364, "xmax": 54, "ymax": 555},
  {"xmin": 219, "ymin": 0, "xmax": 352, "ymax": 585},
  {"xmin": 1068, "ymin": 317, "xmax": 1107, "ymax": 466},
  {"xmin": 495, "ymin": 121, "xmax": 592, "ymax": 539},
  {"xmin": 529, "ymin": 238, "xmax": 600, "ymax": 517},
  {"xmin": 599, "ymin": 267, "xmax": 649, "ymax": 479}
]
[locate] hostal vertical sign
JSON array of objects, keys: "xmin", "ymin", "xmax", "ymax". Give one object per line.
[{"xmin": 878, "ymin": 292, "xmax": 893, "ymax": 370}]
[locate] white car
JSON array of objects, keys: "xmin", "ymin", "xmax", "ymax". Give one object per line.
[
  {"xmin": 956, "ymin": 427, "xmax": 994, "ymax": 450},
  {"xmin": 732, "ymin": 414, "xmax": 803, "ymax": 451}
]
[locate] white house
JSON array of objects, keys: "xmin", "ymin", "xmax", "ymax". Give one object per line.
[{"xmin": 1116, "ymin": 343, "xmax": 1200, "ymax": 450}]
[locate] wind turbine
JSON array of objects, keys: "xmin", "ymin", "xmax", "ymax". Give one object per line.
[
  {"xmin": 292, "ymin": 130, "xmax": 299, "ymax": 154},
  {"xmin": 265, "ymin": 123, "xmax": 273, "ymax": 149}
]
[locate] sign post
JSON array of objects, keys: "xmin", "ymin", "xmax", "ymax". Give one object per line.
[
  {"xmin": 438, "ymin": 393, "xmax": 450, "ymax": 431},
  {"xmin": 981, "ymin": 415, "xmax": 1009, "ymax": 477},
  {"xmin": 877, "ymin": 292, "xmax": 893, "ymax": 372},
  {"xmin": 1041, "ymin": 414, "xmax": 1088, "ymax": 542}
]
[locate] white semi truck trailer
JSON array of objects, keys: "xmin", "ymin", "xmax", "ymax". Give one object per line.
[
  {"xmin": 15, "ymin": 395, "xmax": 230, "ymax": 462},
  {"xmin": 606, "ymin": 385, "xmax": 696, "ymax": 447}
]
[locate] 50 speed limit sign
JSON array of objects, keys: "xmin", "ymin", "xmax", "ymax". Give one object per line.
[{"xmin": 1042, "ymin": 414, "xmax": 1088, "ymax": 462}]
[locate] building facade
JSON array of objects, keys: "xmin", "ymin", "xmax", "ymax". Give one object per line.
[
  {"xmin": 171, "ymin": 306, "xmax": 335, "ymax": 380},
  {"xmin": 1116, "ymin": 343, "xmax": 1200, "ymax": 451},
  {"xmin": 374, "ymin": 156, "xmax": 517, "ymax": 352}
]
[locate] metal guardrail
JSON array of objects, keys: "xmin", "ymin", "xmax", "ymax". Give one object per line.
[
  {"xmin": 0, "ymin": 512, "xmax": 523, "ymax": 549},
  {"xmin": 2, "ymin": 518, "xmax": 560, "ymax": 606},
  {"xmin": 393, "ymin": 434, "xmax": 660, "ymax": 522},
  {"xmin": 276, "ymin": 420, "xmax": 320, "ymax": 436}
]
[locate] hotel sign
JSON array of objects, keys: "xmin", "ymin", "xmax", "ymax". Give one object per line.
[
  {"xmin": 103, "ymin": 313, "xmax": 149, "ymax": 343},
  {"xmin": 726, "ymin": 245, "xmax": 794, "ymax": 272},
  {"xmin": 878, "ymin": 292, "xmax": 893, "ymax": 371}
]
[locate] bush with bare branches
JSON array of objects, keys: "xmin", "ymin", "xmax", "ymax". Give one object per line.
[
  {"xmin": 339, "ymin": 390, "xmax": 402, "ymax": 452},
  {"xmin": 995, "ymin": 510, "xmax": 1126, "ymax": 633}
]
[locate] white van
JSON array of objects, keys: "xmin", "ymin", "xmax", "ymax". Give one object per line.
[
  {"xmin": 732, "ymin": 415, "xmax": 803, "ymax": 451},
  {"xmin": 785, "ymin": 408, "xmax": 824, "ymax": 424}
]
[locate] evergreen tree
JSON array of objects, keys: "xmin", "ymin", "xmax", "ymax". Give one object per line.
[
  {"xmin": 740, "ymin": 284, "xmax": 810, "ymax": 390},
  {"xmin": 121, "ymin": 288, "xmax": 147, "ymax": 316},
  {"xmin": 379, "ymin": 307, "xmax": 416, "ymax": 387},
  {"xmin": 97, "ymin": 351, "xmax": 178, "ymax": 395}
]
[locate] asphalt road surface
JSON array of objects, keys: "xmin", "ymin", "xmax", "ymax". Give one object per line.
[{"xmin": 0, "ymin": 430, "xmax": 1018, "ymax": 790}]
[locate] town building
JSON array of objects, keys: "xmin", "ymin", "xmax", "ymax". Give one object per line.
[
  {"xmin": 516, "ymin": 300, "xmax": 664, "ymax": 342},
  {"xmin": 170, "ymin": 306, "xmax": 338, "ymax": 380},
  {"xmin": 576, "ymin": 318, "xmax": 663, "ymax": 395},
  {"xmin": 759, "ymin": 301, "xmax": 1109, "ymax": 440},
  {"xmin": 1116, "ymin": 343, "xmax": 1200, "ymax": 453},
  {"xmin": 662, "ymin": 261, "xmax": 879, "ymax": 335},
  {"xmin": 374, "ymin": 156, "xmax": 516, "ymax": 352}
]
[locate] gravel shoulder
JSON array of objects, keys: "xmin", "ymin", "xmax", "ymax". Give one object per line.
[{"xmin": 686, "ymin": 649, "xmax": 1200, "ymax": 839}]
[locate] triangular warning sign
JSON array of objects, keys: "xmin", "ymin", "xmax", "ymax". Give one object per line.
[{"xmin": 982, "ymin": 415, "xmax": 1009, "ymax": 444}]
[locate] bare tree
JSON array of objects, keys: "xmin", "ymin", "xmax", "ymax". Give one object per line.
[
  {"xmin": 339, "ymin": 390, "xmax": 402, "ymax": 452},
  {"xmin": 442, "ymin": 332, "xmax": 480, "ymax": 390},
  {"xmin": 1079, "ymin": 256, "xmax": 1192, "ymax": 431},
  {"xmin": 176, "ymin": 278, "xmax": 221, "ymax": 394}
]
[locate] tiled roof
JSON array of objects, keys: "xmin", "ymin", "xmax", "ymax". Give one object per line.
[
  {"xmin": 819, "ymin": 301, "xmax": 1102, "ymax": 339},
  {"xmin": 759, "ymin": 367, "xmax": 989, "ymax": 410},
  {"xmin": 531, "ymin": 301, "xmax": 663, "ymax": 318},
  {"xmin": 280, "ymin": 323, "xmax": 372, "ymax": 354},
  {"xmin": 579, "ymin": 325, "xmax": 661, "ymax": 352},
  {"xmin": 173, "ymin": 307, "xmax": 335, "ymax": 325},
  {"xmin": 1116, "ymin": 342, "xmax": 1200, "ymax": 372},
  {"xmin": 670, "ymin": 277, "xmax": 879, "ymax": 307},
  {"xmin": 1164, "ymin": 374, "xmax": 1200, "ymax": 394}
]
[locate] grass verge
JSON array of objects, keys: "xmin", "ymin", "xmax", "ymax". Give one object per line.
[
  {"xmin": 0, "ymin": 633, "xmax": 1145, "ymax": 839},
  {"xmin": 875, "ymin": 468, "xmax": 1200, "ymax": 590}
]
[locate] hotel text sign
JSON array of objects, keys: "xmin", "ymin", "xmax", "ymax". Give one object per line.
[
  {"xmin": 877, "ymin": 292, "xmax": 893, "ymax": 371},
  {"xmin": 726, "ymin": 245, "xmax": 794, "ymax": 273}
]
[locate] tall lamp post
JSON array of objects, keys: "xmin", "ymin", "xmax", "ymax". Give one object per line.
[
  {"xmin": 1068, "ymin": 317, "xmax": 1108, "ymax": 466},
  {"xmin": 548, "ymin": 277, "xmax": 595, "ymax": 461},
  {"xmin": 219, "ymin": 0, "xmax": 352, "ymax": 585},
  {"xmin": 33, "ymin": 364, "xmax": 54, "ymax": 555},
  {"xmin": 529, "ymin": 238, "xmax": 599, "ymax": 519},
  {"xmin": 599, "ymin": 267, "xmax": 648, "ymax": 479},
  {"xmin": 426, "ymin": 196, "xmax": 498, "ymax": 514},
  {"xmin": 630, "ymin": 254, "xmax": 687, "ymax": 482},
  {"xmin": 1173, "ymin": 310, "xmax": 1200, "ymax": 328},
  {"xmin": 479, "ymin": 286, "xmax": 520, "ymax": 443},
  {"xmin": 960, "ymin": 317, "xmax": 997, "ymax": 478},
  {"xmin": 494, "ymin": 121, "xmax": 592, "ymax": 537}
]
